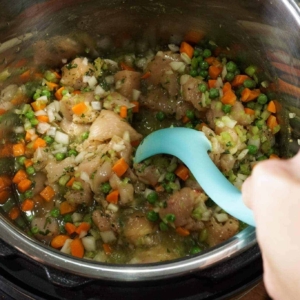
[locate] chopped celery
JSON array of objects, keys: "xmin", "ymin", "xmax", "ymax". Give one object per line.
[
  {"xmin": 199, "ymin": 229, "xmax": 208, "ymax": 242},
  {"xmin": 240, "ymin": 164, "xmax": 251, "ymax": 175},
  {"xmin": 192, "ymin": 207, "xmax": 203, "ymax": 220},
  {"xmin": 59, "ymin": 174, "xmax": 71, "ymax": 186},
  {"xmin": 261, "ymin": 110, "xmax": 271, "ymax": 121}
]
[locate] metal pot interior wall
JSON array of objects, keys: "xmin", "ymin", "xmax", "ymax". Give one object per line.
[{"xmin": 0, "ymin": 0, "xmax": 299, "ymax": 280}]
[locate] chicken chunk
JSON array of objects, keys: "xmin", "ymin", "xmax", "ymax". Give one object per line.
[
  {"xmin": 92, "ymin": 210, "xmax": 112, "ymax": 232},
  {"xmin": 88, "ymin": 109, "xmax": 142, "ymax": 143},
  {"xmin": 230, "ymin": 101, "xmax": 255, "ymax": 126},
  {"xmin": 64, "ymin": 179, "xmax": 93, "ymax": 205},
  {"xmin": 60, "ymin": 57, "xmax": 95, "ymax": 90},
  {"xmin": 31, "ymin": 215, "xmax": 59, "ymax": 243},
  {"xmin": 114, "ymin": 70, "xmax": 141, "ymax": 99}
]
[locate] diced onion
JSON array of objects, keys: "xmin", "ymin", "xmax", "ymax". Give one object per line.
[
  {"xmin": 221, "ymin": 66, "xmax": 227, "ymax": 80},
  {"xmin": 105, "ymin": 76, "xmax": 114, "ymax": 85},
  {"xmin": 170, "ymin": 61, "xmax": 186, "ymax": 74},
  {"xmin": 215, "ymin": 77, "xmax": 223, "ymax": 89},
  {"xmin": 37, "ymin": 122, "xmax": 51, "ymax": 134},
  {"xmin": 103, "ymin": 59, "xmax": 118, "ymax": 68},
  {"xmin": 215, "ymin": 213, "xmax": 229, "ymax": 223},
  {"xmin": 289, "ymin": 112, "xmax": 296, "ymax": 119},
  {"xmin": 180, "ymin": 74, "xmax": 190, "ymax": 85},
  {"xmin": 47, "ymin": 110, "xmax": 55, "ymax": 122},
  {"xmin": 75, "ymin": 151, "xmax": 87, "ymax": 164},
  {"xmin": 52, "ymin": 146, "xmax": 67, "ymax": 154},
  {"xmin": 132, "ymin": 89, "xmax": 141, "ymax": 101},
  {"xmin": 60, "ymin": 239, "xmax": 73, "ymax": 254},
  {"xmin": 156, "ymin": 51, "xmax": 164, "ymax": 57},
  {"xmin": 112, "ymin": 141, "xmax": 125, "ymax": 152},
  {"xmin": 82, "ymin": 236, "xmax": 96, "ymax": 252},
  {"xmin": 180, "ymin": 52, "xmax": 191, "ymax": 65},
  {"xmin": 62, "ymin": 58, "xmax": 67, "ymax": 64},
  {"xmin": 54, "ymin": 131, "xmax": 69, "ymax": 145},
  {"xmin": 221, "ymin": 116, "xmax": 237, "ymax": 129},
  {"xmin": 237, "ymin": 173, "xmax": 248, "ymax": 180},
  {"xmin": 46, "ymin": 126, "xmax": 56, "ymax": 137},
  {"xmin": 100, "ymin": 231, "xmax": 116, "ymax": 243},
  {"xmin": 237, "ymin": 149, "xmax": 249, "ymax": 160},
  {"xmin": 94, "ymin": 85, "xmax": 105, "ymax": 95},
  {"xmin": 34, "ymin": 110, "xmax": 47, "ymax": 116},
  {"xmin": 168, "ymin": 44, "xmax": 180, "ymax": 52},
  {"xmin": 248, "ymin": 137, "xmax": 260, "ymax": 149},
  {"xmin": 35, "ymin": 147, "xmax": 43, "ymax": 160},
  {"xmin": 37, "ymin": 95, "xmax": 48, "ymax": 102},
  {"xmin": 83, "ymin": 75, "xmax": 91, "ymax": 83},
  {"xmin": 27, "ymin": 128, "xmax": 36, "ymax": 135},
  {"xmin": 115, "ymin": 80, "xmax": 123, "ymax": 90},
  {"xmin": 71, "ymin": 212, "xmax": 83, "ymax": 223},
  {"xmin": 82, "ymin": 57, "xmax": 88, "ymax": 66},
  {"xmin": 107, "ymin": 203, "xmax": 119, "ymax": 212},
  {"xmin": 123, "ymin": 131, "xmax": 130, "ymax": 142},
  {"xmin": 13, "ymin": 126, "xmax": 24, "ymax": 133},
  {"xmin": 88, "ymin": 76, "xmax": 97, "ymax": 88},
  {"xmin": 91, "ymin": 101, "xmax": 101, "ymax": 110}
]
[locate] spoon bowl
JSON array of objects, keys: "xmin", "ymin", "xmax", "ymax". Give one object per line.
[{"xmin": 135, "ymin": 127, "xmax": 255, "ymax": 227}]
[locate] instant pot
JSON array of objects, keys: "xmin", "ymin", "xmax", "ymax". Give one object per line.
[{"xmin": 0, "ymin": 0, "xmax": 299, "ymax": 298}]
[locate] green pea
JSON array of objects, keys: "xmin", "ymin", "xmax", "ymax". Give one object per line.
[
  {"xmin": 247, "ymin": 144, "xmax": 258, "ymax": 155},
  {"xmin": 245, "ymin": 65, "xmax": 257, "ymax": 77},
  {"xmin": 255, "ymin": 119, "xmax": 265, "ymax": 129},
  {"xmin": 17, "ymin": 156, "xmax": 26, "ymax": 165},
  {"xmin": 68, "ymin": 149, "xmax": 78, "ymax": 157},
  {"xmin": 198, "ymin": 83, "xmax": 207, "ymax": 93},
  {"xmin": 199, "ymin": 61, "xmax": 209, "ymax": 70},
  {"xmin": 222, "ymin": 104, "xmax": 232, "ymax": 114},
  {"xmin": 203, "ymin": 49, "xmax": 212, "ymax": 58},
  {"xmin": 62, "ymin": 89, "xmax": 68, "ymax": 96},
  {"xmin": 63, "ymin": 214, "xmax": 72, "ymax": 223},
  {"xmin": 190, "ymin": 69, "xmax": 198, "ymax": 77},
  {"xmin": 226, "ymin": 61, "xmax": 237, "ymax": 73},
  {"xmin": 50, "ymin": 207, "xmax": 60, "ymax": 218},
  {"xmin": 165, "ymin": 172, "xmax": 176, "ymax": 182},
  {"xmin": 186, "ymin": 110, "xmax": 195, "ymax": 120},
  {"xmin": 156, "ymin": 111, "xmax": 165, "ymax": 121},
  {"xmin": 159, "ymin": 222, "xmax": 168, "ymax": 231},
  {"xmin": 146, "ymin": 211, "xmax": 159, "ymax": 222},
  {"xmin": 33, "ymin": 93, "xmax": 41, "ymax": 101},
  {"xmin": 193, "ymin": 49, "xmax": 200, "ymax": 57},
  {"xmin": 246, "ymin": 102, "xmax": 256, "ymax": 109},
  {"xmin": 257, "ymin": 93, "xmax": 268, "ymax": 105},
  {"xmin": 165, "ymin": 213, "xmax": 176, "ymax": 222},
  {"xmin": 197, "ymin": 56, "xmax": 204, "ymax": 63},
  {"xmin": 31, "ymin": 226, "xmax": 39, "ymax": 234},
  {"xmin": 243, "ymin": 79, "xmax": 256, "ymax": 89},
  {"xmin": 41, "ymin": 90, "xmax": 51, "ymax": 97},
  {"xmin": 30, "ymin": 118, "xmax": 39, "ymax": 126},
  {"xmin": 199, "ymin": 70, "xmax": 208, "ymax": 78},
  {"xmin": 101, "ymin": 182, "xmax": 111, "ymax": 194},
  {"xmin": 225, "ymin": 72, "xmax": 235, "ymax": 82},
  {"xmin": 190, "ymin": 246, "xmax": 202, "ymax": 255},
  {"xmin": 44, "ymin": 136, "xmax": 54, "ymax": 145},
  {"xmin": 81, "ymin": 131, "xmax": 89, "ymax": 140},
  {"xmin": 147, "ymin": 191, "xmax": 158, "ymax": 204},
  {"xmin": 191, "ymin": 57, "xmax": 199, "ymax": 70},
  {"xmin": 24, "ymin": 190, "xmax": 33, "ymax": 199},
  {"xmin": 209, "ymin": 88, "xmax": 219, "ymax": 99},
  {"xmin": 25, "ymin": 110, "xmax": 35, "ymax": 119},
  {"xmin": 55, "ymin": 153, "xmax": 66, "ymax": 161},
  {"xmin": 26, "ymin": 166, "xmax": 35, "ymax": 175}
]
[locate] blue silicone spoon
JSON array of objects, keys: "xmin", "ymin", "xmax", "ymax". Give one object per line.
[{"xmin": 134, "ymin": 127, "xmax": 255, "ymax": 227}]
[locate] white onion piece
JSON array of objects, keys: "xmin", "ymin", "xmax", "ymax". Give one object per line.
[
  {"xmin": 52, "ymin": 147, "xmax": 67, "ymax": 154},
  {"xmin": 37, "ymin": 122, "xmax": 51, "ymax": 134},
  {"xmin": 248, "ymin": 137, "xmax": 260, "ymax": 149},
  {"xmin": 123, "ymin": 131, "xmax": 130, "ymax": 142},
  {"xmin": 215, "ymin": 213, "xmax": 229, "ymax": 223},
  {"xmin": 237, "ymin": 173, "xmax": 248, "ymax": 181},
  {"xmin": 46, "ymin": 126, "xmax": 56, "ymax": 137},
  {"xmin": 132, "ymin": 89, "xmax": 141, "ymax": 101},
  {"xmin": 88, "ymin": 76, "xmax": 97, "ymax": 88},
  {"xmin": 60, "ymin": 239, "xmax": 73, "ymax": 254},
  {"xmin": 14, "ymin": 126, "xmax": 24, "ymax": 133},
  {"xmin": 82, "ymin": 236, "xmax": 96, "ymax": 252},
  {"xmin": 170, "ymin": 61, "xmax": 186, "ymax": 73},
  {"xmin": 104, "ymin": 59, "xmax": 118, "ymax": 68},
  {"xmin": 115, "ymin": 80, "xmax": 122, "ymax": 90},
  {"xmin": 36, "ymin": 95, "xmax": 48, "ymax": 102},
  {"xmin": 75, "ymin": 151, "xmax": 87, "ymax": 164},
  {"xmin": 83, "ymin": 75, "xmax": 91, "ymax": 83},
  {"xmin": 180, "ymin": 52, "xmax": 191, "ymax": 64},
  {"xmin": 91, "ymin": 101, "xmax": 101, "ymax": 110},
  {"xmin": 215, "ymin": 77, "xmax": 223, "ymax": 88},
  {"xmin": 82, "ymin": 57, "xmax": 88, "ymax": 66},
  {"xmin": 237, "ymin": 149, "xmax": 249, "ymax": 161},
  {"xmin": 221, "ymin": 66, "xmax": 227, "ymax": 80},
  {"xmin": 107, "ymin": 203, "xmax": 119, "ymax": 212},
  {"xmin": 168, "ymin": 44, "xmax": 180, "ymax": 52},
  {"xmin": 47, "ymin": 110, "xmax": 55, "ymax": 122},
  {"xmin": 100, "ymin": 231, "xmax": 116, "ymax": 243},
  {"xmin": 105, "ymin": 76, "xmax": 114, "ymax": 85},
  {"xmin": 180, "ymin": 74, "xmax": 190, "ymax": 85},
  {"xmin": 71, "ymin": 212, "xmax": 83, "ymax": 223},
  {"xmin": 94, "ymin": 85, "xmax": 105, "ymax": 95},
  {"xmin": 55, "ymin": 131, "xmax": 69, "ymax": 145},
  {"xmin": 34, "ymin": 110, "xmax": 47, "ymax": 116},
  {"xmin": 35, "ymin": 147, "xmax": 43, "ymax": 160},
  {"xmin": 221, "ymin": 116, "xmax": 237, "ymax": 129},
  {"xmin": 144, "ymin": 188, "xmax": 155, "ymax": 198},
  {"xmin": 30, "ymin": 134, "xmax": 38, "ymax": 141},
  {"xmin": 27, "ymin": 128, "xmax": 36, "ymax": 135}
]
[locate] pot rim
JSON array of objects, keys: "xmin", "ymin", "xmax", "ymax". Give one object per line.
[{"xmin": 0, "ymin": 214, "xmax": 256, "ymax": 281}]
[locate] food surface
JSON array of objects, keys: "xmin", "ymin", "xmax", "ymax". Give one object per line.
[{"xmin": 0, "ymin": 38, "xmax": 280, "ymax": 263}]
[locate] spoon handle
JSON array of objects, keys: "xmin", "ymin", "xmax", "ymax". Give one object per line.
[{"xmin": 135, "ymin": 128, "xmax": 255, "ymax": 227}]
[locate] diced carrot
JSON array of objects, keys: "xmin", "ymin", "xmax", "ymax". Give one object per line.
[
  {"xmin": 141, "ymin": 71, "xmax": 151, "ymax": 79},
  {"xmin": 12, "ymin": 143, "xmax": 25, "ymax": 157},
  {"xmin": 0, "ymin": 108, "xmax": 6, "ymax": 116},
  {"xmin": 180, "ymin": 41, "xmax": 194, "ymax": 59},
  {"xmin": 65, "ymin": 223, "xmax": 77, "ymax": 235},
  {"xmin": 112, "ymin": 157, "xmax": 129, "ymax": 177},
  {"xmin": 241, "ymin": 88, "xmax": 251, "ymax": 102},
  {"xmin": 40, "ymin": 185, "xmax": 55, "ymax": 202},
  {"xmin": 106, "ymin": 190, "xmax": 119, "ymax": 204},
  {"xmin": 66, "ymin": 177, "xmax": 75, "ymax": 187},
  {"xmin": 267, "ymin": 100, "xmax": 276, "ymax": 113},
  {"xmin": 31, "ymin": 101, "xmax": 47, "ymax": 112},
  {"xmin": 175, "ymin": 164, "xmax": 190, "ymax": 181},
  {"xmin": 72, "ymin": 90, "xmax": 81, "ymax": 95},
  {"xmin": 155, "ymin": 184, "xmax": 164, "ymax": 193},
  {"xmin": 222, "ymin": 82, "xmax": 232, "ymax": 93},
  {"xmin": 244, "ymin": 108, "xmax": 255, "ymax": 115},
  {"xmin": 46, "ymin": 81, "xmax": 59, "ymax": 91},
  {"xmin": 208, "ymin": 65, "xmax": 223, "ymax": 79},
  {"xmin": 60, "ymin": 201, "xmax": 76, "ymax": 215},
  {"xmin": 70, "ymin": 238, "xmax": 84, "ymax": 258},
  {"xmin": 33, "ymin": 138, "xmax": 47, "ymax": 150},
  {"xmin": 176, "ymin": 227, "xmax": 190, "ymax": 236},
  {"xmin": 184, "ymin": 30, "xmax": 204, "ymax": 44},
  {"xmin": 75, "ymin": 222, "xmax": 91, "ymax": 234},
  {"xmin": 119, "ymin": 106, "xmax": 127, "ymax": 118},
  {"xmin": 131, "ymin": 101, "xmax": 139, "ymax": 113},
  {"xmin": 205, "ymin": 57, "xmax": 215, "ymax": 65},
  {"xmin": 221, "ymin": 90, "xmax": 237, "ymax": 105},
  {"xmin": 51, "ymin": 235, "xmax": 69, "ymax": 249},
  {"xmin": 231, "ymin": 75, "xmax": 250, "ymax": 87},
  {"xmin": 0, "ymin": 143, "xmax": 13, "ymax": 158},
  {"xmin": 208, "ymin": 79, "xmax": 217, "ymax": 89},
  {"xmin": 278, "ymin": 78, "xmax": 300, "ymax": 98},
  {"xmin": 241, "ymin": 88, "xmax": 260, "ymax": 102},
  {"xmin": 247, "ymin": 89, "xmax": 261, "ymax": 101},
  {"xmin": 269, "ymin": 154, "xmax": 280, "ymax": 159},
  {"xmin": 9, "ymin": 206, "xmax": 20, "ymax": 220},
  {"xmin": 0, "ymin": 190, "xmax": 10, "ymax": 204},
  {"xmin": 0, "ymin": 176, "xmax": 11, "ymax": 191},
  {"xmin": 72, "ymin": 102, "xmax": 88, "ymax": 115},
  {"xmin": 20, "ymin": 70, "xmax": 31, "ymax": 82},
  {"xmin": 17, "ymin": 179, "xmax": 32, "ymax": 193},
  {"xmin": 267, "ymin": 115, "xmax": 279, "ymax": 131},
  {"xmin": 21, "ymin": 199, "xmax": 34, "ymax": 211},
  {"xmin": 24, "ymin": 159, "xmax": 33, "ymax": 168},
  {"xmin": 103, "ymin": 243, "xmax": 112, "ymax": 255},
  {"xmin": 25, "ymin": 131, "xmax": 32, "ymax": 142},
  {"xmin": 36, "ymin": 115, "xmax": 49, "ymax": 123},
  {"xmin": 12, "ymin": 169, "xmax": 27, "ymax": 184},
  {"xmin": 182, "ymin": 115, "xmax": 190, "ymax": 124},
  {"xmin": 55, "ymin": 86, "xmax": 65, "ymax": 100},
  {"xmin": 120, "ymin": 62, "xmax": 135, "ymax": 71}
]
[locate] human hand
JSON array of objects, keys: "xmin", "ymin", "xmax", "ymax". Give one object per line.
[{"xmin": 242, "ymin": 151, "xmax": 300, "ymax": 300}]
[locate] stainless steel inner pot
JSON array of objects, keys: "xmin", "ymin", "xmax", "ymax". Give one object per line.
[{"xmin": 0, "ymin": 0, "xmax": 299, "ymax": 281}]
